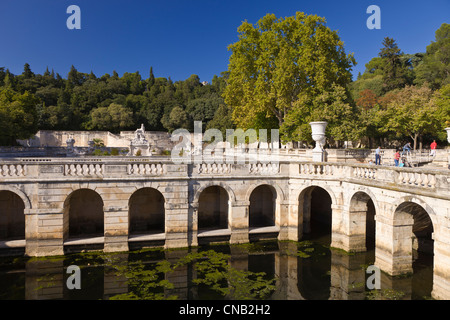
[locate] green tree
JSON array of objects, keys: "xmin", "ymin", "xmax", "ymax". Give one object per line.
[
  {"xmin": 415, "ymin": 23, "xmax": 450, "ymax": 90},
  {"xmin": 22, "ymin": 63, "xmax": 34, "ymax": 79},
  {"xmin": 161, "ymin": 105, "xmax": 191, "ymax": 132},
  {"xmin": 88, "ymin": 103, "xmax": 134, "ymax": 132},
  {"xmin": 206, "ymin": 103, "xmax": 235, "ymax": 136},
  {"xmin": 0, "ymin": 88, "xmax": 39, "ymax": 145},
  {"xmin": 378, "ymin": 37, "xmax": 412, "ymax": 93},
  {"xmin": 434, "ymin": 84, "xmax": 450, "ymax": 136},
  {"xmin": 281, "ymin": 84, "xmax": 358, "ymax": 144},
  {"xmin": 380, "ymin": 85, "xmax": 441, "ymax": 149},
  {"xmin": 224, "ymin": 12, "xmax": 355, "ymax": 142}
]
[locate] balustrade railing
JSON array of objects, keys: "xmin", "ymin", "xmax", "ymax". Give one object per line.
[
  {"xmin": 0, "ymin": 164, "xmax": 27, "ymax": 177},
  {"xmin": 249, "ymin": 163, "xmax": 279, "ymax": 174},
  {"xmin": 127, "ymin": 163, "xmax": 166, "ymax": 175},
  {"xmin": 196, "ymin": 163, "xmax": 231, "ymax": 174},
  {"xmin": 0, "ymin": 158, "xmax": 448, "ymax": 195},
  {"xmin": 64, "ymin": 163, "xmax": 104, "ymax": 176}
]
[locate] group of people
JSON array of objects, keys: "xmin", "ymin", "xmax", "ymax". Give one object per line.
[{"xmin": 372, "ymin": 140, "xmax": 438, "ymax": 167}]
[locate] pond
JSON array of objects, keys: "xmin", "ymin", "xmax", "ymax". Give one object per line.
[{"xmin": 0, "ymin": 232, "xmax": 434, "ymax": 300}]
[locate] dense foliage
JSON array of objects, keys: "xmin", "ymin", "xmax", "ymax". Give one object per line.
[
  {"xmin": 349, "ymin": 23, "xmax": 450, "ymax": 148},
  {"xmin": 0, "ymin": 64, "xmax": 230, "ymax": 144},
  {"xmin": 0, "ymin": 14, "xmax": 448, "ymax": 148}
]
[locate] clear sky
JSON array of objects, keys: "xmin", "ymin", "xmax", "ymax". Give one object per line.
[{"xmin": 0, "ymin": 0, "xmax": 449, "ymax": 83}]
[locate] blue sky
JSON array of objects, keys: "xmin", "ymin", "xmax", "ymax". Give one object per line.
[{"xmin": 0, "ymin": 0, "xmax": 449, "ymax": 83}]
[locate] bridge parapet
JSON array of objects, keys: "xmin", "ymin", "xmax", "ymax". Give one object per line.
[
  {"xmin": 296, "ymin": 162, "xmax": 450, "ymax": 198},
  {"xmin": 0, "ymin": 158, "xmax": 449, "ymax": 198}
]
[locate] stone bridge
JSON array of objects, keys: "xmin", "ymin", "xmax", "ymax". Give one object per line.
[{"xmin": 0, "ymin": 157, "xmax": 449, "ymax": 299}]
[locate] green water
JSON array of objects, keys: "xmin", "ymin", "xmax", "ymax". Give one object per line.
[{"xmin": 0, "ymin": 234, "xmax": 434, "ymax": 300}]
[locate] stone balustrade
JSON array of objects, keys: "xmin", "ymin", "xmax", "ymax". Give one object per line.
[
  {"xmin": 296, "ymin": 161, "xmax": 449, "ymax": 196},
  {"xmin": 196, "ymin": 163, "xmax": 231, "ymax": 174},
  {"xmin": 0, "ymin": 157, "xmax": 449, "ymax": 197},
  {"xmin": 127, "ymin": 163, "xmax": 166, "ymax": 175},
  {"xmin": 0, "ymin": 164, "xmax": 27, "ymax": 177}
]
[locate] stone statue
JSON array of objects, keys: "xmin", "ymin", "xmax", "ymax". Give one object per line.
[
  {"xmin": 133, "ymin": 124, "xmax": 147, "ymax": 144},
  {"xmin": 130, "ymin": 124, "xmax": 150, "ymax": 156}
]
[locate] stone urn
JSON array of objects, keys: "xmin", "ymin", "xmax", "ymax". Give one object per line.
[
  {"xmin": 310, "ymin": 121, "xmax": 328, "ymax": 162},
  {"xmin": 445, "ymin": 128, "xmax": 450, "ymax": 143}
]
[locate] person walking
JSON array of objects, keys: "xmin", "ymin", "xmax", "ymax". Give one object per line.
[
  {"xmin": 430, "ymin": 140, "xmax": 437, "ymax": 157},
  {"xmin": 394, "ymin": 150, "xmax": 401, "ymax": 167},
  {"xmin": 375, "ymin": 146, "xmax": 381, "ymax": 165},
  {"xmin": 402, "ymin": 142, "xmax": 412, "ymax": 156}
]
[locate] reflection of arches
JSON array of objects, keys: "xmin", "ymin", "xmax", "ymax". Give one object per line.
[
  {"xmin": 64, "ymin": 189, "xmax": 104, "ymax": 239},
  {"xmin": 249, "ymin": 185, "xmax": 276, "ymax": 228},
  {"xmin": 198, "ymin": 186, "xmax": 229, "ymax": 230},
  {"xmin": 0, "ymin": 191, "xmax": 25, "ymax": 240},
  {"xmin": 129, "ymin": 188, "xmax": 165, "ymax": 234},
  {"xmin": 298, "ymin": 186, "xmax": 332, "ymax": 243},
  {"xmin": 349, "ymin": 191, "xmax": 376, "ymax": 251},
  {"xmin": 297, "ymin": 244, "xmax": 331, "ymax": 300}
]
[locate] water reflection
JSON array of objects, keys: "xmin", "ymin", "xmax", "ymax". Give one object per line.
[{"xmin": 0, "ymin": 240, "xmax": 433, "ymax": 300}]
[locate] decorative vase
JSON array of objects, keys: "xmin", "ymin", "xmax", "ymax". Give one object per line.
[
  {"xmin": 445, "ymin": 128, "xmax": 450, "ymax": 144},
  {"xmin": 310, "ymin": 121, "xmax": 328, "ymax": 151},
  {"xmin": 309, "ymin": 121, "xmax": 328, "ymax": 162}
]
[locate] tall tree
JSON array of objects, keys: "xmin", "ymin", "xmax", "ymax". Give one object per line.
[
  {"xmin": 415, "ymin": 23, "xmax": 450, "ymax": 90},
  {"xmin": 22, "ymin": 63, "xmax": 34, "ymax": 79},
  {"xmin": 378, "ymin": 37, "xmax": 411, "ymax": 93},
  {"xmin": 380, "ymin": 85, "xmax": 441, "ymax": 149},
  {"xmin": 223, "ymin": 12, "xmax": 355, "ymax": 142}
]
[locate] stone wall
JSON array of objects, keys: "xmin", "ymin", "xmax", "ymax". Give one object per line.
[{"xmin": 17, "ymin": 130, "xmax": 175, "ymax": 151}]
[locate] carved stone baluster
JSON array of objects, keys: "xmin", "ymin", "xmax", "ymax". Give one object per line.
[
  {"xmin": 408, "ymin": 172, "xmax": 415, "ymax": 185},
  {"xmin": 429, "ymin": 174, "xmax": 437, "ymax": 188},
  {"xmin": 422, "ymin": 173, "xmax": 429, "ymax": 187},
  {"xmin": 415, "ymin": 173, "xmax": 422, "ymax": 186}
]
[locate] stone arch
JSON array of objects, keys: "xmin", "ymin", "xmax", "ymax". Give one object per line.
[
  {"xmin": 393, "ymin": 199, "xmax": 435, "ymax": 256},
  {"xmin": 379, "ymin": 197, "xmax": 436, "ymax": 277},
  {"xmin": 193, "ymin": 182, "xmax": 236, "ymax": 206},
  {"xmin": 297, "ymin": 184, "xmax": 334, "ymax": 243},
  {"xmin": 128, "ymin": 187, "xmax": 165, "ymax": 234},
  {"xmin": 0, "ymin": 190, "xmax": 26, "ymax": 240},
  {"xmin": 63, "ymin": 188, "xmax": 104, "ymax": 239},
  {"xmin": 245, "ymin": 182, "xmax": 285, "ymax": 203},
  {"xmin": 345, "ymin": 187, "xmax": 379, "ymax": 216},
  {"xmin": 248, "ymin": 184, "xmax": 277, "ymax": 228},
  {"xmin": 391, "ymin": 196, "xmax": 437, "ymax": 228},
  {"xmin": 0, "ymin": 186, "xmax": 31, "ymax": 211},
  {"xmin": 197, "ymin": 185, "xmax": 229, "ymax": 230}
]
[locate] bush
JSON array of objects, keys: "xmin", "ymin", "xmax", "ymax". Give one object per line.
[
  {"xmin": 135, "ymin": 149, "xmax": 142, "ymax": 156},
  {"xmin": 92, "ymin": 149, "xmax": 103, "ymax": 156},
  {"xmin": 110, "ymin": 148, "xmax": 119, "ymax": 156}
]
